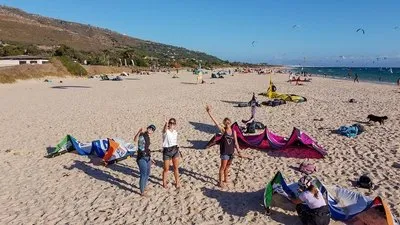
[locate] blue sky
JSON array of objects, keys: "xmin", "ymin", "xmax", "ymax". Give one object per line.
[{"xmin": 2, "ymin": 0, "xmax": 400, "ymax": 66}]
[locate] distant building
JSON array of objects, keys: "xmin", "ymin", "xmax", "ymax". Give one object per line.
[
  {"xmin": 0, "ymin": 55, "xmax": 49, "ymax": 67},
  {"xmin": 144, "ymin": 56, "xmax": 159, "ymax": 61}
]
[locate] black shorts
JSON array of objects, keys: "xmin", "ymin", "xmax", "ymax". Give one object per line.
[
  {"xmin": 163, "ymin": 146, "xmax": 180, "ymax": 160},
  {"xmin": 296, "ymin": 204, "xmax": 330, "ymax": 225}
]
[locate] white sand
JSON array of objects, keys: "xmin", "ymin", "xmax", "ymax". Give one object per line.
[{"xmin": 0, "ymin": 71, "xmax": 399, "ymax": 224}]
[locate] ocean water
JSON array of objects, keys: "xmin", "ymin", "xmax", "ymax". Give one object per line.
[{"xmin": 291, "ymin": 67, "xmax": 400, "ymax": 84}]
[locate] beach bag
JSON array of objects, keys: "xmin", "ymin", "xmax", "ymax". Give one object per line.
[
  {"xmin": 246, "ymin": 122, "xmax": 256, "ymax": 133},
  {"xmin": 255, "ymin": 122, "xmax": 265, "ymax": 129},
  {"xmin": 299, "ymin": 161, "xmax": 316, "ymax": 175},
  {"xmin": 357, "ymin": 175, "xmax": 373, "ymax": 189},
  {"xmin": 238, "ymin": 102, "xmax": 250, "ymax": 107}
]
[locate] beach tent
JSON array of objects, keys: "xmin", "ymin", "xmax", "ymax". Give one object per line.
[
  {"xmin": 259, "ymin": 77, "xmax": 307, "ymax": 103},
  {"xmin": 206, "ymin": 123, "xmax": 327, "ymax": 159},
  {"xmin": 47, "ymin": 135, "xmax": 135, "ymax": 164},
  {"xmin": 264, "ymin": 172, "xmax": 399, "ymax": 225}
]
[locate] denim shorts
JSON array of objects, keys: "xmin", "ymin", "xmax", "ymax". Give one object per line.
[
  {"xmin": 163, "ymin": 146, "xmax": 180, "ymax": 160},
  {"xmin": 220, "ymin": 154, "xmax": 234, "ymax": 160}
]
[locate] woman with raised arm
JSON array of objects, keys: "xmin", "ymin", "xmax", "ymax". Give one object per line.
[
  {"xmin": 206, "ymin": 105, "xmax": 249, "ymax": 188},
  {"xmin": 162, "ymin": 118, "xmax": 181, "ymax": 188},
  {"xmin": 134, "ymin": 125, "xmax": 156, "ymax": 196}
]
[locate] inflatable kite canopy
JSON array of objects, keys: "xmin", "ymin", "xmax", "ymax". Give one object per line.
[
  {"xmin": 206, "ymin": 122, "xmax": 327, "ymax": 159},
  {"xmin": 47, "ymin": 135, "xmax": 135, "ymax": 164},
  {"xmin": 264, "ymin": 172, "xmax": 399, "ymax": 225},
  {"xmin": 258, "ymin": 77, "xmax": 307, "ymax": 103}
]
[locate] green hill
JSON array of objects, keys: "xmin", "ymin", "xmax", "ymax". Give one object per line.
[{"xmin": 0, "ymin": 6, "xmax": 228, "ymax": 68}]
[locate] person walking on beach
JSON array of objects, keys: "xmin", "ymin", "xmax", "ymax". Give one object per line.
[
  {"xmin": 134, "ymin": 125, "xmax": 156, "ymax": 196},
  {"xmin": 291, "ymin": 175, "xmax": 331, "ymax": 225},
  {"xmin": 354, "ymin": 73, "xmax": 359, "ymax": 83},
  {"xmin": 206, "ymin": 105, "xmax": 250, "ymax": 188},
  {"xmin": 162, "ymin": 118, "xmax": 181, "ymax": 188}
]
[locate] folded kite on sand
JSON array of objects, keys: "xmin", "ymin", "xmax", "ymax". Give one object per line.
[
  {"xmin": 206, "ymin": 123, "xmax": 327, "ymax": 159},
  {"xmin": 259, "ymin": 77, "xmax": 307, "ymax": 103},
  {"xmin": 47, "ymin": 135, "xmax": 135, "ymax": 164},
  {"xmin": 264, "ymin": 172, "xmax": 399, "ymax": 225}
]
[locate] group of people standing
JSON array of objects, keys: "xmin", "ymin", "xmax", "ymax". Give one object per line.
[
  {"xmin": 133, "ymin": 118, "xmax": 180, "ymax": 196},
  {"xmin": 132, "ymin": 107, "xmax": 330, "ymax": 225},
  {"xmin": 133, "ymin": 106, "xmax": 248, "ymax": 196}
]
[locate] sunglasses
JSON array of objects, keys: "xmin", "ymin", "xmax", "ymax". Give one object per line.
[{"xmin": 168, "ymin": 121, "xmax": 176, "ymax": 125}]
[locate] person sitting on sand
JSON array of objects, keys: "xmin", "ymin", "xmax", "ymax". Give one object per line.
[
  {"xmin": 296, "ymin": 76, "xmax": 301, "ymax": 86},
  {"xmin": 206, "ymin": 105, "xmax": 250, "ymax": 188},
  {"xmin": 162, "ymin": 118, "xmax": 181, "ymax": 188},
  {"xmin": 134, "ymin": 125, "xmax": 156, "ymax": 196},
  {"xmin": 242, "ymin": 93, "xmax": 258, "ymax": 133},
  {"xmin": 290, "ymin": 175, "xmax": 331, "ymax": 225}
]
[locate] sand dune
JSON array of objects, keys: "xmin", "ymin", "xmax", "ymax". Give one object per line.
[{"xmin": 0, "ymin": 71, "xmax": 398, "ymax": 224}]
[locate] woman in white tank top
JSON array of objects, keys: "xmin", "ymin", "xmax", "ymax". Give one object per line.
[
  {"xmin": 162, "ymin": 118, "xmax": 180, "ymax": 188},
  {"xmin": 291, "ymin": 175, "xmax": 331, "ymax": 225}
]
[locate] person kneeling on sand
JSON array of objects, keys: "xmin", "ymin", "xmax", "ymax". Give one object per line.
[
  {"xmin": 162, "ymin": 118, "xmax": 181, "ymax": 188},
  {"xmin": 206, "ymin": 105, "xmax": 251, "ymax": 188},
  {"xmin": 290, "ymin": 175, "xmax": 331, "ymax": 225},
  {"xmin": 134, "ymin": 125, "xmax": 156, "ymax": 196}
]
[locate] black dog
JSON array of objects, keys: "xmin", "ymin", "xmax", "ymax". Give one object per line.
[{"xmin": 367, "ymin": 114, "xmax": 388, "ymax": 125}]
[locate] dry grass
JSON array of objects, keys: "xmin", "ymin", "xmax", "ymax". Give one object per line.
[
  {"xmin": 0, "ymin": 59, "xmax": 70, "ymax": 83},
  {"xmin": 83, "ymin": 65, "xmax": 132, "ymax": 75},
  {"xmin": 0, "ymin": 61, "xmax": 138, "ymax": 83}
]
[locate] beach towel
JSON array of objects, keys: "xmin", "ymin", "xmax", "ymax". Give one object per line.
[
  {"xmin": 261, "ymin": 99, "xmax": 286, "ymax": 107},
  {"xmin": 338, "ymin": 124, "xmax": 364, "ymax": 138}
]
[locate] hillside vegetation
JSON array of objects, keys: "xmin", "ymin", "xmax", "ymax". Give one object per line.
[{"xmin": 0, "ymin": 6, "xmax": 228, "ymax": 68}]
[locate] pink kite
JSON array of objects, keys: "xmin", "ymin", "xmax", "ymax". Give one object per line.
[{"xmin": 206, "ymin": 123, "xmax": 327, "ymax": 159}]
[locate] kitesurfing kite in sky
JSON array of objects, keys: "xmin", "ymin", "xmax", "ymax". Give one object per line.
[
  {"xmin": 292, "ymin": 25, "xmax": 300, "ymax": 29},
  {"xmin": 356, "ymin": 28, "xmax": 365, "ymax": 34},
  {"xmin": 251, "ymin": 41, "xmax": 255, "ymax": 47}
]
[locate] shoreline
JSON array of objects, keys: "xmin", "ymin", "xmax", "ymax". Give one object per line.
[
  {"xmin": 0, "ymin": 70, "xmax": 399, "ymax": 224},
  {"xmin": 286, "ymin": 67, "xmax": 400, "ymax": 86}
]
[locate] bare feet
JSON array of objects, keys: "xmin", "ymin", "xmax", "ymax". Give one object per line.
[
  {"xmin": 218, "ymin": 182, "xmax": 226, "ymax": 188},
  {"xmin": 163, "ymin": 183, "xmax": 169, "ymax": 189},
  {"xmin": 175, "ymin": 182, "xmax": 181, "ymax": 189}
]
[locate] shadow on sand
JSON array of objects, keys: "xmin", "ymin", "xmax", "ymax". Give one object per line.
[
  {"xmin": 220, "ymin": 100, "xmax": 247, "ymax": 105},
  {"xmin": 51, "ymin": 86, "xmax": 91, "ymax": 89},
  {"xmin": 189, "ymin": 121, "xmax": 219, "ymax": 134},
  {"xmin": 64, "ymin": 160, "xmax": 139, "ymax": 194},
  {"xmin": 153, "ymin": 159, "xmax": 218, "ymax": 185},
  {"xmin": 352, "ymin": 120, "xmax": 372, "ymax": 126},
  {"xmin": 268, "ymin": 194, "xmax": 301, "ymax": 224},
  {"xmin": 64, "ymin": 159, "xmax": 163, "ymax": 195},
  {"xmin": 183, "ymin": 140, "xmax": 209, "ymax": 150},
  {"xmin": 46, "ymin": 146, "xmax": 56, "ymax": 155},
  {"xmin": 201, "ymin": 188, "xmax": 265, "ymax": 217},
  {"xmin": 180, "ymin": 82, "xmax": 198, "ymax": 85}
]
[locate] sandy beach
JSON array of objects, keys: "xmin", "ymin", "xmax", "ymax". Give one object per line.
[{"xmin": 0, "ymin": 71, "xmax": 399, "ymax": 225}]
